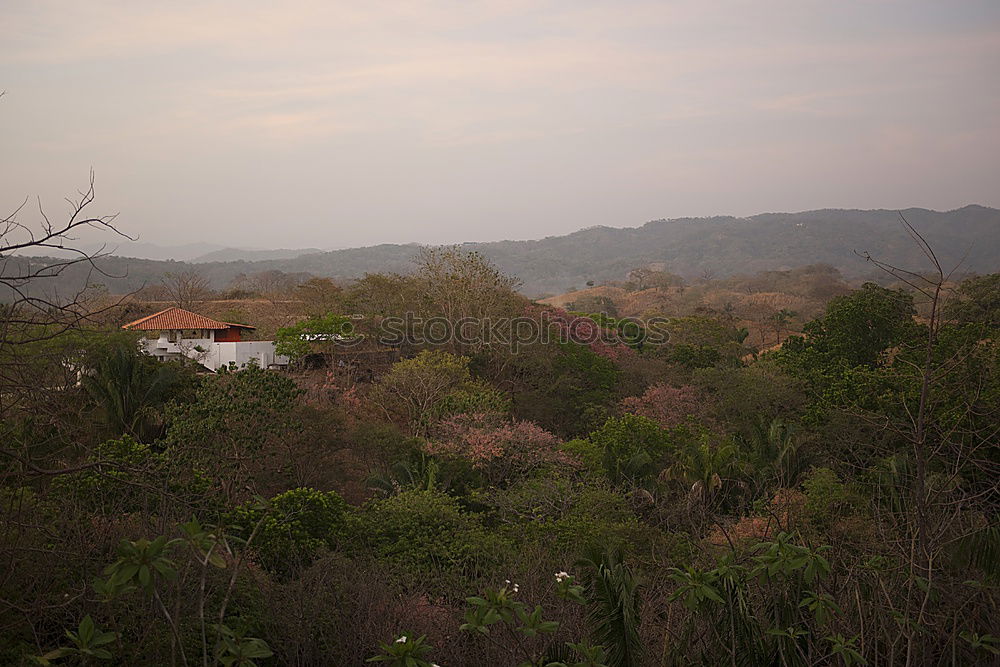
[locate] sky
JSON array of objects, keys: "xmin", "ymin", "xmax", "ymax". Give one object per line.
[{"xmin": 2, "ymin": 0, "xmax": 999, "ymax": 251}]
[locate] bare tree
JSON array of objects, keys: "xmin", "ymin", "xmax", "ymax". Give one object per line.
[
  {"xmin": 855, "ymin": 215, "xmax": 999, "ymax": 664},
  {"xmin": 1, "ymin": 172, "xmax": 132, "ymax": 474},
  {"xmin": 161, "ymin": 269, "xmax": 213, "ymax": 309},
  {"xmin": 240, "ymin": 270, "xmax": 302, "ymax": 305},
  {"xmin": 295, "ymin": 277, "xmax": 344, "ymax": 316},
  {"xmin": 1, "ymin": 172, "xmax": 130, "ymax": 341}
]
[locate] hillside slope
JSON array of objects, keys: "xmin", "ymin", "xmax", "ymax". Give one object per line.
[{"xmin": 6, "ymin": 206, "xmax": 997, "ymax": 299}]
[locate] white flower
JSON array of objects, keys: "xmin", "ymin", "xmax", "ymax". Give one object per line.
[
  {"xmin": 555, "ymin": 571, "xmax": 570, "ymax": 582},
  {"xmin": 512, "ymin": 583, "xmax": 519, "ymax": 592},
  {"xmin": 395, "ymin": 636, "xmax": 407, "ymax": 644},
  {"xmin": 504, "ymin": 579, "xmax": 511, "ymax": 585}
]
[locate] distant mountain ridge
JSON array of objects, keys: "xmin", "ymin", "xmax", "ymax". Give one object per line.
[
  {"xmin": 189, "ymin": 247, "xmax": 325, "ymax": 263},
  {"xmin": 6, "ymin": 206, "xmax": 998, "ymax": 299},
  {"xmin": 41, "ymin": 241, "xmax": 327, "ymax": 263}
]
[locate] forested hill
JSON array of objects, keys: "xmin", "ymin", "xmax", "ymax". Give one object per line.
[{"xmin": 8, "ymin": 205, "xmax": 999, "ymax": 298}]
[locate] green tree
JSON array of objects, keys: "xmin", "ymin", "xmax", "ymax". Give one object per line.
[
  {"xmin": 588, "ymin": 414, "xmax": 673, "ymax": 489},
  {"xmin": 362, "ymin": 489, "xmax": 509, "ymax": 590},
  {"xmin": 82, "ymin": 335, "xmax": 194, "ymax": 441},
  {"xmin": 163, "ymin": 363, "xmax": 304, "ymax": 503},
  {"xmin": 371, "ymin": 350, "xmax": 501, "ymax": 434},
  {"xmin": 230, "ymin": 487, "xmax": 353, "ymax": 574},
  {"xmin": 797, "ymin": 282, "xmax": 918, "ymax": 368},
  {"xmin": 506, "ymin": 342, "xmax": 621, "ymax": 437},
  {"xmin": 944, "ymin": 273, "xmax": 999, "ymax": 329},
  {"xmin": 274, "ymin": 312, "xmax": 356, "ymax": 361}
]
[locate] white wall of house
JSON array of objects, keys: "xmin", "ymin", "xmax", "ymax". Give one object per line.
[
  {"xmin": 206, "ymin": 341, "xmax": 289, "ymax": 371},
  {"xmin": 139, "ymin": 334, "xmax": 289, "ymax": 372}
]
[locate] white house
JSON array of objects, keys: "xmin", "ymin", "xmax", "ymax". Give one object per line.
[{"xmin": 122, "ymin": 307, "xmax": 289, "ymax": 372}]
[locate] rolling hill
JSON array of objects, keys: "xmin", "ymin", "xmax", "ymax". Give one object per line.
[{"xmin": 5, "ymin": 205, "xmax": 998, "ymax": 300}]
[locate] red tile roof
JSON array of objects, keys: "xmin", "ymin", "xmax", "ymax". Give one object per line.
[{"xmin": 122, "ymin": 307, "xmax": 255, "ymax": 331}]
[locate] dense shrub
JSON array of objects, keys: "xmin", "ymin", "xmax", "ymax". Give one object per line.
[
  {"xmin": 231, "ymin": 487, "xmax": 354, "ymax": 574},
  {"xmin": 801, "ymin": 467, "xmax": 852, "ymax": 531},
  {"xmin": 361, "ymin": 489, "xmax": 510, "ymax": 592},
  {"xmin": 482, "ymin": 475, "xmax": 692, "ymax": 566},
  {"xmin": 51, "ymin": 436, "xmax": 210, "ymax": 515},
  {"xmin": 587, "ymin": 414, "xmax": 675, "ymax": 488}
]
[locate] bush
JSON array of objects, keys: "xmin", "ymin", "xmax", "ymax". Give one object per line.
[
  {"xmin": 588, "ymin": 414, "xmax": 674, "ymax": 488},
  {"xmin": 361, "ymin": 490, "xmax": 510, "ymax": 592},
  {"xmin": 802, "ymin": 467, "xmax": 851, "ymax": 531},
  {"xmin": 432, "ymin": 378, "xmax": 512, "ymax": 421},
  {"xmin": 560, "ymin": 438, "xmax": 603, "ymax": 476},
  {"xmin": 481, "ymin": 475, "xmax": 692, "ymax": 566},
  {"xmin": 231, "ymin": 487, "xmax": 354, "ymax": 574},
  {"xmin": 52, "ymin": 436, "xmax": 210, "ymax": 515},
  {"xmin": 550, "ymin": 485, "xmax": 643, "ymax": 554}
]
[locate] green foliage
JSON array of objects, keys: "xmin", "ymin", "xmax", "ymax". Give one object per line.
[
  {"xmin": 456, "ymin": 577, "xmax": 600, "ymax": 667},
  {"xmin": 950, "ymin": 525, "xmax": 1000, "ymax": 583},
  {"xmin": 52, "ymin": 436, "xmax": 211, "ymax": 515},
  {"xmin": 102, "ymin": 535, "xmax": 182, "ymax": 595},
  {"xmin": 371, "ymin": 349, "xmax": 479, "ymax": 433},
  {"xmin": 825, "ymin": 634, "xmax": 867, "ymax": 666},
  {"xmin": 668, "ymin": 565, "xmax": 724, "ymax": 612},
  {"xmin": 664, "ymin": 441, "xmax": 742, "ymax": 510},
  {"xmin": 82, "ymin": 335, "xmax": 195, "ymax": 441},
  {"xmin": 959, "ymin": 631, "xmax": 1000, "ymax": 657},
  {"xmin": 578, "ymin": 550, "xmax": 642, "ymax": 667},
  {"xmin": 752, "ymin": 532, "xmax": 832, "ymax": 585},
  {"xmin": 694, "ymin": 361, "xmax": 806, "ymax": 431},
  {"xmin": 659, "ymin": 316, "xmax": 746, "ymax": 368},
  {"xmin": 369, "ymin": 450, "xmax": 457, "ymax": 496},
  {"xmin": 461, "ymin": 584, "xmax": 560, "ymax": 637},
  {"xmin": 6, "ymin": 253, "xmax": 1000, "ymax": 666},
  {"xmin": 944, "ymin": 273, "xmax": 1000, "ymax": 329},
  {"xmin": 569, "ymin": 311, "xmax": 650, "ymax": 350},
  {"xmin": 165, "ymin": 362, "xmax": 303, "ymax": 450},
  {"xmin": 550, "ymin": 642, "xmax": 610, "ymax": 667},
  {"xmin": 53, "ymin": 436, "xmax": 163, "ymax": 513},
  {"xmin": 274, "ymin": 312, "xmax": 356, "ymax": 360},
  {"xmin": 231, "ymin": 488, "xmax": 353, "ymax": 574},
  {"xmin": 35, "ymin": 615, "xmax": 117, "ymax": 664},
  {"xmin": 368, "ymin": 633, "xmax": 436, "ymax": 666},
  {"xmin": 801, "ymin": 467, "xmax": 851, "ymax": 530},
  {"xmin": 560, "ymin": 439, "xmax": 603, "ymax": 475},
  {"xmin": 667, "ymin": 343, "xmax": 721, "ymax": 370},
  {"xmin": 480, "ymin": 474, "xmax": 688, "ymax": 564},
  {"xmin": 162, "ymin": 363, "xmax": 304, "ymax": 502},
  {"xmin": 666, "ymin": 534, "xmax": 839, "ymax": 664},
  {"xmin": 588, "ymin": 414, "xmax": 673, "ymax": 488},
  {"xmin": 797, "ymin": 282, "xmax": 918, "ymax": 368},
  {"xmin": 431, "ymin": 377, "xmax": 512, "ymax": 420},
  {"xmin": 213, "ymin": 624, "xmax": 274, "ymax": 667},
  {"xmin": 739, "ymin": 418, "xmax": 814, "ymax": 497},
  {"xmin": 362, "ymin": 489, "xmax": 510, "ymax": 590},
  {"xmin": 509, "ymin": 342, "xmax": 621, "ymax": 437},
  {"xmin": 551, "ymin": 486, "xmax": 645, "ymax": 556}
]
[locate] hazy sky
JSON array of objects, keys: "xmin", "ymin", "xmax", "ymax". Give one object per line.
[{"xmin": 2, "ymin": 0, "xmax": 999, "ymax": 250}]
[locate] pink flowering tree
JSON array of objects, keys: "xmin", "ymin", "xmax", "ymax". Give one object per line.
[
  {"xmin": 522, "ymin": 304, "xmax": 639, "ymax": 363},
  {"xmin": 619, "ymin": 383, "xmax": 712, "ymax": 429},
  {"xmin": 425, "ymin": 413, "xmax": 575, "ymax": 486}
]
